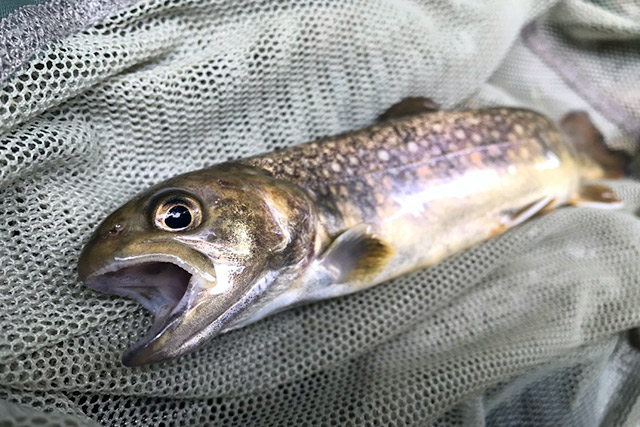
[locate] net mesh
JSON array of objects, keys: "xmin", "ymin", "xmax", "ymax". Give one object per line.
[{"xmin": 1, "ymin": 0, "xmax": 640, "ymax": 425}]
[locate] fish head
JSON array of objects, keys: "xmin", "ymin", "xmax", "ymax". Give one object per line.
[{"xmin": 78, "ymin": 164, "xmax": 318, "ymax": 366}]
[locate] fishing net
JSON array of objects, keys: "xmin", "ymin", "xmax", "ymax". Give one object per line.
[{"xmin": 1, "ymin": 0, "xmax": 639, "ymax": 425}]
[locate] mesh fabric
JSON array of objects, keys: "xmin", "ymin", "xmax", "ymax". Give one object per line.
[{"xmin": 1, "ymin": 0, "xmax": 639, "ymax": 425}]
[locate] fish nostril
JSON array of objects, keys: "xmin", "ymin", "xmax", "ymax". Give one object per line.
[{"xmin": 107, "ymin": 223, "xmax": 124, "ymax": 237}]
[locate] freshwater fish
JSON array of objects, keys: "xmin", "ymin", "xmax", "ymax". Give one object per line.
[{"xmin": 77, "ymin": 98, "xmax": 627, "ymax": 366}]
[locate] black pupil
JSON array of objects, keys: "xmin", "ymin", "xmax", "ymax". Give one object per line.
[{"xmin": 164, "ymin": 205, "xmax": 192, "ymax": 229}]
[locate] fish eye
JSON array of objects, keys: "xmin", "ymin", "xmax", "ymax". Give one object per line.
[
  {"xmin": 165, "ymin": 205, "xmax": 191, "ymax": 229},
  {"xmin": 153, "ymin": 196, "xmax": 202, "ymax": 232}
]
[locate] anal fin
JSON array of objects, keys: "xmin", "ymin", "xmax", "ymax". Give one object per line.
[
  {"xmin": 492, "ymin": 195, "xmax": 556, "ymax": 237},
  {"xmin": 378, "ymin": 97, "xmax": 441, "ymax": 122},
  {"xmin": 570, "ymin": 183, "xmax": 623, "ymax": 209}
]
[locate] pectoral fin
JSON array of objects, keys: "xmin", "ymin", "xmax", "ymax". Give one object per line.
[
  {"xmin": 570, "ymin": 183, "xmax": 623, "ymax": 209},
  {"xmin": 378, "ymin": 97, "xmax": 441, "ymax": 122},
  {"xmin": 319, "ymin": 225, "xmax": 394, "ymax": 286}
]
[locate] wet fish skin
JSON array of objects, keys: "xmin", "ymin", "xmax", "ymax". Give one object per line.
[
  {"xmin": 244, "ymin": 108, "xmax": 598, "ymax": 284},
  {"xmin": 78, "ymin": 105, "xmax": 617, "ymax": 366}
]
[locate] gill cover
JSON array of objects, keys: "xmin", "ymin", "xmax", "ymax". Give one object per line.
[{"xmin": 78, "ymin": 164, "xmax": 317, "ymax": 366}]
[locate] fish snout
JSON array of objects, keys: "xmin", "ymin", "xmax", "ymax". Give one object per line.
[
  {"xmin": 77, "ymin": 237, "xmax": 104, "ymax": 281},
  {"xmin": 77, "ymin": 219, "xmax": 131, "ymax": 281}
]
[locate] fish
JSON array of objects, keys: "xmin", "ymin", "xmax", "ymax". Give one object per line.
[{"xmin": 77, "ymin": 97, "xmax": 627, "ymax": 366}]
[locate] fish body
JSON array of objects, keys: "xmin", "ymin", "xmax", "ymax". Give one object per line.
[
  {"xmin": 245, "ymin": 109, "xmax": 587, "ymax": 289},
  {"xmin": 78, "ymin": 102, "xmax": 623, "ymax": 366}
]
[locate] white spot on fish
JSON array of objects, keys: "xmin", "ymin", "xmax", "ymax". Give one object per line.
[
  {"xmin": 349, "ymin": 156, "xmax": 359, "ymax": 165},
  {"xmin": 454, "ymin": 129, "xmax": 466, "ymax": 139},
  {"xmin": 407, "ymin": 142, "xmax": 419, "ymax": 153},
  {"xmin": 378, "ymin": 150, "xmax": 390, "ymax": 161},
  {"xmin": 514, "ymin": 124, "xmax": 524, "ymax": 135},
  {"xmin": 331, "ymin": 162, "xmax": 341, "ymax": 172}
]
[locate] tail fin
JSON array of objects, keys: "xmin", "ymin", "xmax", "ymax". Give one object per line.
[{"xmin": 560, "ymin": 111, "xmax": 629, "ymax": 179}]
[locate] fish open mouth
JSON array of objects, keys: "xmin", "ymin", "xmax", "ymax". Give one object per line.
[
  {"xmin": 82, "ymin": 255, "xmax": 215, "ymax": 365},
  {"xmin": 80, "ymin": 254, "xmax": 262, "ymax": 366},
  {"xmin": 85, "ymin": 261, "xmax": 193, "ymax": 316}
]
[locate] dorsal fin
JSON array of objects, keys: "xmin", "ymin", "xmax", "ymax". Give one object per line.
[{"xmin": 378, "ymin": 97, "xmax": 441, "ymax": 122}]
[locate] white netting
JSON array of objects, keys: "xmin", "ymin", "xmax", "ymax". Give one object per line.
[{"xmin": 1, "ymin": 0, "xmax": 640, "ymax": 425}]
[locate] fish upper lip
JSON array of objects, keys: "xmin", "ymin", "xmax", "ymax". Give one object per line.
[{"xmin": 83, "ymin": 253, "xmax": 204, "ymax": 283}]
